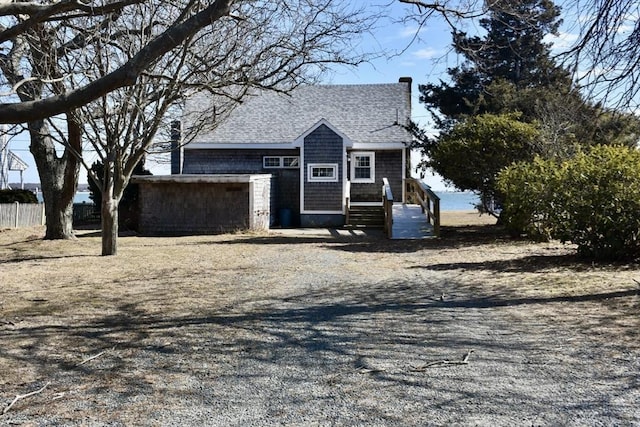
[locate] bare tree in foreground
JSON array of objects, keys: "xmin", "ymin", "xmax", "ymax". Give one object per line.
[
  {"xmin": 0, "ymin": 0, "xmax": 233, "ymax": 123},
  {"xmin": 73, "ymin": 0, "xmax": 373, "ymax": 255},
  {"xmin": 1, "ymin": 23, "xmax": 84, "ymax": 238},
  {"xmin": 0, "ymin": 0, "xmax": 374, "ymax": 245}
]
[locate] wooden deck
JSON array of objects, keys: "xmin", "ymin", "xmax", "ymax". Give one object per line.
[{"xmin": 390, "ymin": 203, "xmax": 435, "ymax": 240}]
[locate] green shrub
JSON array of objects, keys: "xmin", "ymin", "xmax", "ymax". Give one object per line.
[
  {"xmin": 497, "ymin": 156, "xmax": 563, "ymax": 241},
  {"xmin": 0, "ymin": 189, "xmax": 38, "ymax": 203},
  {"xmin": 498, "ymin": 145, "xmax": 640, "ymax": 261},
  {"xmin": 420, "ymin": 113, "xmax": 541, "ymax": 215}
]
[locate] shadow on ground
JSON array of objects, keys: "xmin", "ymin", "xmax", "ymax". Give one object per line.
[
  {"xmin": 2, "ymin": 273, "xmax": 639, "ymax": 424},
  {"xmin": 214, "ymin": 224, "xmax": 518, "ymax": 254}
]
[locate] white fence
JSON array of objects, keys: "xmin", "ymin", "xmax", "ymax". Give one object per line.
[{"xmin": 0, "ymin": 202, "xmax": 45, "ymax": 228}]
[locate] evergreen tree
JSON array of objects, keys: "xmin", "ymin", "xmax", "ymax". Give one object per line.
[
  {"xmin": 420, "ymin": 0, "xmax": 571, "ymax": 128},
  {"xmin": 413, "ymin": 0, "xmax": 640, "ymax": 217}
]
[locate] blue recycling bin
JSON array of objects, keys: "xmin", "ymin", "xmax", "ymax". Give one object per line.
[{"xmin": 279, "ymin": 208, "xmax": 292, "ymax": 227}]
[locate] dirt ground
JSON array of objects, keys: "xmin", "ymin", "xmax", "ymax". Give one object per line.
[{"xmin": 1, "ymin": 212, "xmax": 639, "ymax": 426}]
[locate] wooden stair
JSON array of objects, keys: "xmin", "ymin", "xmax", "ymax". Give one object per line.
[{"xmin": 346, "ymin": 205, "xmax": 384, "ymax": 228}]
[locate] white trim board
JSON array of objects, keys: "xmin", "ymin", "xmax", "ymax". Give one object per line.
[{"xmin": 300, "ymin": 210, "xmax": 344, "ymax": 215}]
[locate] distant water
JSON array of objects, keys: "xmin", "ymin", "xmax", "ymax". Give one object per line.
[
  {"xmin": 34, "ymin": 190, "xmax": 479, "ymax": 211},
  {"xmin": 74, "ymin": 192, "xmax": 93, "ymax": 204},
  {"xmin": 35, "ymin": 191, "xmax": 93, "ymax": 204},
  {"xmin": 434, "ymin": 191, "xmax": 480, "ymax": 211}
]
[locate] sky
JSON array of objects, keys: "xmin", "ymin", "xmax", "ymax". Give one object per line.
[
  {"xmin": 1, "ymin": 0, "xmax": 576, "ymax": 191},
  {"xmin": 2, "ymin": 1, "xmax": 458, "ymax": 190}
]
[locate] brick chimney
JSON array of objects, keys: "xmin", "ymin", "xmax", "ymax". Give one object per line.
[
  {"xmin": 399, "ymin": 77, "xmax": 412, "ymax": 112},
  {"xmin": 399, "ymin": 76, "xmax": 412, "ymax": 85}
]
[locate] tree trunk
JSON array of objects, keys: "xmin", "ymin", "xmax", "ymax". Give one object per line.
[
  {"xmin": 100, "ymin": 154, "xmax": 123, "ymax": 256},
  {"xmin": 101, "ymin": 196, "xmax": 119, "ymax": 256},
  {"xmin": 28, "ymin": 119, "xmax": 79, "ymax": 240}
]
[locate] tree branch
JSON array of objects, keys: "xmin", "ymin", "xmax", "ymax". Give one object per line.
[
  {"xmin": 0, "ymin": 0, "xmax": 144, "ymax": 43},
  {"xmin": 2, "ymin": 382, "xmax": 50, "ymax": 415},
  {"xmin": 398, "ymin": 0, "xmax": 486, "ymax": 19},
  {"xmin": 0, "ymin": 0, "xmax": 232, "ymax": 124},
  {"xmin": 0, "ymin": 75, "xmax": 72, "ymax": 97}
]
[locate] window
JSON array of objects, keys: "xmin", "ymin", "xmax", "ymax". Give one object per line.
[
  {"xmin": 350, "ymin": 152, "xmax": 375, "ymax": 183},
  {"xmin": 307, "ymin": 163, "xmax": 338, "ymax": 182},
  {"xmin": 263, "ymin": 156, "xmax": 300, "ymax": 169},
  {"xmin": 263, "ymin": 157, "xmax": 281, "ymax": 168},
  {"xmin": 282, "ymin": 157, "xmax": 299, "ymax": 168}
]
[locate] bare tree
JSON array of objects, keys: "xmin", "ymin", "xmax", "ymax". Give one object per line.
[
  {"xmin": 0, "ymin": 23, "xmax": 84, "ymax": 239},
  {"xmin": 0, "ymin": 0, "xmax": 374, "ymax": 244},
  {"xmin": 0, "ymin": 0, "xmax": 234, "ymax": 123},
  {"xmin": 70, "ymin": 0, "xmax": 374, "ymax": 255},
  {"xmin": 559, "ymin": 0, "xmax": 640, "ymax": 109}
]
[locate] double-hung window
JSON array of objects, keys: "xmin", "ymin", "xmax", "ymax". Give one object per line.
[{"xmin": 350, "ymin": 152, "xmax": 375, "ymax": 183}]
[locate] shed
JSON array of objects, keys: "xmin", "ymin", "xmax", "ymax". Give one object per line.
[{"xmin": 133, "ymin": 174, "xmax": 271, "ymax": 235}]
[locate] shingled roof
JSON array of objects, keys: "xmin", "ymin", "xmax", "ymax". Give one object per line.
[{"xmin": 186, "ymin": 79, "xmax": 412, "ymax": 146}]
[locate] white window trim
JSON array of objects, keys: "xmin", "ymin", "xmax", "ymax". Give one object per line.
[
  {"xmin": 350, "ymin": 151, "xmax": 375, "ymax": 183},
  {"xmin": 307, "ymin": 163, "xmax": 338, "ymax": 182},
  {"xmin": 282, "ymin": 156, "xmax": 299, "ymax": 168},
  {"xmin": 263, "ymin": 156, "xmax": 300, "ymax": 169},
  {"xmin": 263, "ymin": 156, "xmax": 282, "ymax": 168}
]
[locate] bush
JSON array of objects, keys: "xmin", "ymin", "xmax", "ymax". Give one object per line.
[
  {"xmin": 420, "ymin": 113, "xmax": 541, "ymax": 216},
  {"xmin": 497, "ymin": 156, "xmax": 567, "ymax": 240},
  {"xmin": 0, "ymin": 189, "xmax": 38, "ymax": 203},
  {"xmin": 498, "ymin": 145, "xmax": 640, "ymax": 260}
]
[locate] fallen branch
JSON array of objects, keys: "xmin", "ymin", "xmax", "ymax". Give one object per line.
[
  {"xmin": 357, "ymin": 366, "xmax": 387, "ymax": 374},
  {"xmin": 410, "ymin": 350, "xmax": 474, "ymax": 372},
  {"xmin": 77, "ymin": 349, "xmax": 109, "ymax": 366},
  {"xmin": 410, "ymin": 360, "xmax": 469, "ymax": 371},
  {"xmin": 3, "ymin": 382, "xmax": 50, "ymax": 415}
]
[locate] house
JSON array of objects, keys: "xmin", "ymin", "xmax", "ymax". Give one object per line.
[{"xmin": 135, "ymin": 78, "xmax": 414, "ymax": 234}]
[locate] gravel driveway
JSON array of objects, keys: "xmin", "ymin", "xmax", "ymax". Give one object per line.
[{"xmin": 1, "ymin": 226, "xmax": 639, "ymax": 426}]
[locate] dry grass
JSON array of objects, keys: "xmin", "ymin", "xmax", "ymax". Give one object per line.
[
  {"xmin": 1, "ymin": 213, "xmax": 639, "ymax": 424},
  {"xmin": 440, "ymin": 210, "xmax": 498, "ymax": 226}
]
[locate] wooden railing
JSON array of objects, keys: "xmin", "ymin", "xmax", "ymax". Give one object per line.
[
  {"xmin": 404, "ymin": 178, "xmax": 441, "ymax": 237},
  {"xmin": 382, "ymin": 178, "xmax": 393, "ymax": 238}
]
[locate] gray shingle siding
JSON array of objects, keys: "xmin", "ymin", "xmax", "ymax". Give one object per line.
[
  {"xmin": 183, "ymin": 149, "xmax": 301, "ymax": 224},
  {"xmin": 303, "ymin": 124, "xmax": 343, "ymax": 212},
  {"xmin": 138, "ymin": 182, "xmax": 251, "ymax": 235},
  {"xmin": 350, "ymin": 150, "xmax": 403, "ymax": 202},
  {"xmin": 183, "ymin": 149, "xmax": 299, "ymax": 174}
]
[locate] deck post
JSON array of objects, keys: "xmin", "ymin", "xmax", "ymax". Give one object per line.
[
  {"xmin": 433, "ymin": 197, "xmax": 440, "ymax": 237},
  {"xmin": 382, "ymin": 178, "xmax": 393, "ymax": 238}
]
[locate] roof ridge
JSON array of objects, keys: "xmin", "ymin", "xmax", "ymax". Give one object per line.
[{"xmin": 304, "ymin": 82, "xmax": 404, "ymax": 88}]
